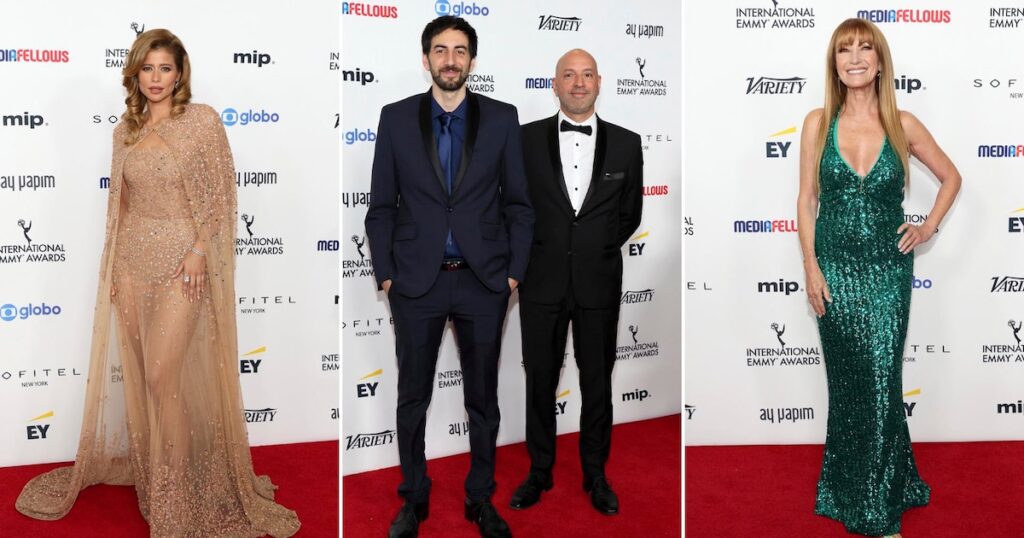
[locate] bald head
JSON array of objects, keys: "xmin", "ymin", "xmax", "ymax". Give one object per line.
[{"xmin": 553, "ymin": 49, "xmax": 601, "ymax": 122}]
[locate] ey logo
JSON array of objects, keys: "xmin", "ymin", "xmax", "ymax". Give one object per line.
[
  {"xmin": 357, "ymin": 369, "xmax": 382, "ymax": 398},
  {"xmin": 766, "ymin": 126, "xmax": 796, "ymax": 158},
  {"xmin": 27, "ymin": 411, "xmax": 52, "ymax": 440},
  {"xmin": 555, "ymin": 389, "xmax": 570, "ymax": 416},
  {"xmin": 1009, "ymin": 207, "xmax": 1024, "ymax": 233},
  {"xmin": 240, "ymin": 346, "xmax": 266, "ymax": 374},
  {"xmin": 629, "ymin": 231, "xmax": 648, "ymax": 256},
  {"xmin": 903, "ymin": 388, "xmax": 920, "ymax": 417}
]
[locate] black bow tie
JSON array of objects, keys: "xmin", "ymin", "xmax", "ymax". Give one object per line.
[{"xmin": 560, "ymin": 119, "xmax": 592, "ymax": 136}]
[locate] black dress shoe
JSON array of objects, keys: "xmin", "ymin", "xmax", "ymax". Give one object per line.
[
  {"xmin": 464, "ymin": 499, "xmax": 512, "ymax": 538},
  {"xmin": 388, "ymin": 501, "xmax": 429, "ymax": 538},
  {"xmin": 583, "ymin": 476, "xmax": 619, "ymax": 515},
  {"xmin": 509, "ymin": 472, "xmax": 553, "ymax": 510}
]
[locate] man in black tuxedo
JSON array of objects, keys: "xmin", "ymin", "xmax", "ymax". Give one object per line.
[
  {"xmin": 364, "ymin": 16, "xmax": 533, "ymax": 538},
  {"xmin": 510, "ymin": 49, "xmax": 643, "ymax": 516}
]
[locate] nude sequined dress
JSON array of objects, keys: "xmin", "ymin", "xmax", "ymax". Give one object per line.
[{"xmin": 16, "ymin": 104, "xmax": 300, "ymax": 537}]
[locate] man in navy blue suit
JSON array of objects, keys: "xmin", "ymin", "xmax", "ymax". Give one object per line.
[{"xmin": 365, "ymin": 15, "xmax": 533, "ymax": 538}]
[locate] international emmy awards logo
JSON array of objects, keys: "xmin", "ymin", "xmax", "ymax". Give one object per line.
[
  {"xmin": 636, "ymin": 57, "xmax": 646, "ymax": 79},
  {"xmin": 351, "ymin": 235, "xmax": 367, "ymax": 260},
  {"xmin": 629, "ymin": 325, "xmax": 639, "ymax": 345},
  {"xmin": 241, "ymin": 214, "xmax": 255, "ymax": 238},
  {"xmin": 17, "ymin": 219, "xmax": 32, "ymax": 245},
  {"xmin": 771, "ymin": 322, "xmax": 786, "ymax": 347},
  {"xmin": 131, "ymin": 22, "xmax": 145, "ymax": 37},
  {"xmin": 1011, "ymin": 319, "xmax": 1022, "ymax": 345}
]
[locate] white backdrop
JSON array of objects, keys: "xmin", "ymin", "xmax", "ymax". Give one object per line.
[
  {"xmin": 342, "ymin": 0, "xmax": 682, "ymax": 475},
  {"xmin": 0, "ymin": 0, "xmax": 339, "ymax": 467},
  {"xmin": 685, "ymin": 1, "xmax": 1024, "ymax": 445}
]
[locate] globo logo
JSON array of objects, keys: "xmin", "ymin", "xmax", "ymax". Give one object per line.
[
  {"xmin": 0, "ymin": 302, "xmax": 62, "ymax": 322},
  {"xmin": 221, "ymin": 108, "xmax": 280, "ymax": 127},
  {"xmin": 912, "ymin": 276, "xmax": 933, "ymax": 289},
  {"xmin": 436, "ymin": 0, "xmax": 490, "ymax": 17},
  {"xmin": 344, "ymin": 128, "xmax": 377, "ymax": 145}
]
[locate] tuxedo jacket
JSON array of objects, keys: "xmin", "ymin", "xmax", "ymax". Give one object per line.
[
  {"xmin": 364, "ymin": 89, "xmax": 534, "ymax": 298},
  {"xmin": 518, "ymin": 114, "xmax": 643, "ymax": 309}
]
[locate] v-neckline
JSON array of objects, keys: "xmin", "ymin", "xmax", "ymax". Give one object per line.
[{"xmin": 833, "ymin": 114, "xmax": 887, "ymax": 181}]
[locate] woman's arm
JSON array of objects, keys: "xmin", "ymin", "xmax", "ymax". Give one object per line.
[
  {"xmin": 797, "ymin": 108, "xmax": 830, "ymax": 317},
  {"xmin": 895, "ymin": 110, "xmax": 962, "ymax": 254}
]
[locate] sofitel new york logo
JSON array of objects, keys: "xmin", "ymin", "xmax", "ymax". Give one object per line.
[
  {"xmin": 735, "ymin": 1, "xmax": 815, "ymax": 29},
  {"xmin": 745, "ymin": 322, "xmax": 822, "ymax": 366},
  {"xmin": 0, "ymin": 219, "xmax": 66, "ymax": 263},
  {"xmin": 981, "ymin": 319, "xmax": 1024, "ymax": 364},
  {"xmin": 235, "ymin": 213, "xmax": 284, "ymax": 255},
  {"xmin": 346, "ymin": 429, "xmax": 396, "ymax": 450},
  {"xmin": 615, "ymin": 324, "xmax": 659, "ymax": 361},
  {"xmin": 1, "ymin": 174, "xmax": 55, "ymax": 192},
  {"xmin": 343, "ymin": 235, "xmax": 373, "ymax": 278},
  {"xmin": 616, "ymin": 58, "xmax": 667, "ymax": 97},
  {"xmin": 104, "ymin": 22, "xmax": 144, "ymax": 69}
]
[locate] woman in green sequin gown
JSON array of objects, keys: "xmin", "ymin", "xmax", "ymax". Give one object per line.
[{"xmin": 796, "ymin": 19, "xmax": 961, "ymax": 537}]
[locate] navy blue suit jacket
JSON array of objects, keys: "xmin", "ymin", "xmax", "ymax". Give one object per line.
[{"xmin": 365, "ymin": 89, "xmax": 534, "ymax": 297}]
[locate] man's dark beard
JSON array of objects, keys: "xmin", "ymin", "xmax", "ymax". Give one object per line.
[{"xmin": 432, "ymin": 66, "xmax": 469, "ymax": 91}]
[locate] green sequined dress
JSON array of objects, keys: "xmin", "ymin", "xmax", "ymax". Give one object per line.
[{"xmin": 813, "ymin": 114, "xmax": 930, "ymax": 536}]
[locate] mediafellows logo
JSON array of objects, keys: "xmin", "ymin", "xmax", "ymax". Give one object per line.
[
  {"xmin": 221, "ymin": 108, "xmax": 279, "ymax": 127},
  {"xmin": 733, "ymin": 218, "xmax": 798, "ymax": 233},
  {"xmin": 525, "ymin": 76, "xmax": 554, "ymax": 90},
  {"xmin": 538, "ymin": 15, "xmax": 581, "ymax": 31},
  {"xmin": 857, "ymin": 9, "xmax": 951, "ymax": 24},
  {"xmin": 0, "ymin": 48, "xmax": 69, "ymax": 63},
  {"xmin": 436, "ymin": 0, "xmax": 490, "ymax": 17},
  {"xmin": 735, "ymin": 2, "xmax": 816, "ymax": 29},
  {"xmin": 342, "ymin": 2, "xmax": 398, "ymax": 18},
  {"xmin": 978, "ymin": 144, "xmax": 1023, "ymax": 158}
]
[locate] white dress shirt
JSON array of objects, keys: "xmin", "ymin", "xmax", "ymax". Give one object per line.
[{"xmin": 557, "ymin": 111, "xmax": 597, "ymax": 214}]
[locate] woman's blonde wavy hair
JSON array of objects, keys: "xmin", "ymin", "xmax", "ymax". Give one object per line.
[
  {"xmin": 814, "ymin": 18, "xmax": 908, "ymax": 191},
  {"xmin": 121, "ymin": 29, "xmax": 192, "ymax": 145}
]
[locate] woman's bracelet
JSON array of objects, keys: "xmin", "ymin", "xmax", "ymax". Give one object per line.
[{"xmin": 191, "ymin": 246, "xmax": 206, "ymax": 257}]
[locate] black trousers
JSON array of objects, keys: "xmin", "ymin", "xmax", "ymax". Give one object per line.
[
  {"xmin": 390, "ymin": 269, "xmax": 509, "ymax": 503},
  {"xmin": 519, "ymin": 286, "xmax": 619, "ymax": 480}
]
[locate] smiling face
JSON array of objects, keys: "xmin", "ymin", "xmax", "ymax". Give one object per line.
[
  {"xmin": 422, "ymin": 28, "xmax": 474, "ymax": 92},
  {"xmin": 834, "ymin": 33, "xmax": 881, "ymax": 91},
  {"xmin": 553, "ymin": 49, "xmax": 601, "ymax": 121},
  {"xmin": 137, "ymin": 48, "xmax": 179, "ymax": 105}
]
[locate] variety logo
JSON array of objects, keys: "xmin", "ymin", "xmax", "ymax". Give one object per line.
[
  {"xmin": 996, "ymin": 399, "xmax": 1023, "ymax": 414},
  {"xmin": 237, "ymin": 295, "xmax": 297, "ymax": 315},
  {"xmin": 616, "ymin": 57, "xmax": 668, "ymax": 96},
  {"xmin": 343, "ymin": 128, "xmax": 376, "ymax": 145},
  {"xmin": 345, "ymin": 429, "xmax": 396, "ymax": 450},
  {"xmin": 466, "ymin": 73, "xmax": 495, "ymax": 93},
  {"xmin": 903, "ymin": 388, "xmax": 920, "ymax": 417},
  {"xmin": 733, "ymin": 219, "xmax": 798, "ymax": 233},
  {"xmin": 233, "ymin": 50, "xmax": 273, "ymax": 67},
  {"xmin": 103, "ymin": 22, "xmax": 144, "ymax": 69},
  {"xmin": 620, "ymin": 289, "xmax": 654, "ymax": 305},
  {"xmin": 538, "ymin": 15, "xmax": 582, "ymax": 31},
  {"xmin": 236, "ymin": 213, "xmax": 285, "ymax": 256},
  {"xmin": 746, "ymin": 321, "xmax": 822, "ymax": 366},
  {"xmin": 735, "ymin": 2, "xmax": 816, "ymax": 29},
  {"xmin": 626, "ymin": 22, "xmax": 664, "ymax": 39},
  {"xmin": 342, "ymin": 316, "xmax": 392, "ymax": 337},
  {"xmin": 989, "ymin": 8, "xmax": 1024, "ymax": 28},
  {"xmin": 342, "ymin": 191, "xmax": 371, "ymax": 208},
  {"xmin": 343, "ymin": 235, "xmax": 374, "ymax": 279},
  {"xmin": 766, "ymin": 126, "xmax": 795, "ymax": 158},
  {"xmin": 2, "ymin": 112, "xmax": 46, "ymax": 129},
  {"xmin": 437, "ymin": 369, "xmax": 462, "ymax": 389},
  {"xmin": 746, "ymin": 76, "xmax": 806, "ymax": 94},
  {"xmin": 895, "ymin": 75, "xmax": 924, "ymax": 93},
  {"xmin": 356, "ymin": 369, "xmax": 382, "ymax": 398},
  {"xmin": 0, "ymin": 48, "xmax": 69, "ymax": 63},
  {"xmin": 342, "ymin": 2, "xmax": 398, "ymax": 18},
  {"xmin": 616, "ymin": 324, "xmax": 660, "ymax": 360},
  {"xmin": 244, "ymin": 408, "xmax": 277, "ymax": 423},
  {"xmin": 685, "ymin": 404, "xmax": 696, "ymax": 420},
  {"xmin": 991, "ymin": 276, "xmax": 1024, "ymax": 292},
  {"xmin": 760, "ymin": 406, "xmax": 815, "ymax": 424},
  {"xmin": 757, "ymin": 278, "xmax": 800, "ymax": 295},
  {"xmin": 904, "ymin": 343, "xmax": 950, "ymax": 363},
  {"xmin": 980, "ymin": 318, "xmax": 1024, "ymax": 364},
  {"xmin": 643, "ymin": 185, "xmax": 669, "ymax": 196},
  {"xmin": 1, "ymin": 219, "xmax": 66, "ymax": 263},
  {"xmin": 1, "ymin": 174, "xmax": 55, "ymax": 192},
  {"xmin": 435, "ymin": 0, "xmax": 490, "ymax": 17},
  {"xmin": 221, "ymin": 108, "xmax": 279, "ymax": 127},
  {"xmin": 26, "ymin": 411, "xmax": 52, "ymax": 440},
  {"xmin": 555, "ymin": 389, "xmax": 570, "ymax": 416},
  {"xmin": 857, "ymin": 9, "xmax": 952, "ymax": 24},
  {"xmin": 622, "ymin": 388, "xmax": 651, "ymax": 402},
  {"xmin": 343, "ymin": 67, "xmax": 377, "ymax": 85},
  {"xmin": 977, "ymin": 144, "xmax": 1023, "ymax": 158},
  {"xmin": 236, "ymin": 170, "xmax": 278, "ymax": 188},
  {"xmin": 627, "ymin": 231, "xmax": 648, "ymax": 256},
  {"xmin": 322, "ymin": 353, "xmax": 339, "ymax": 372},
  {"xmin": 240, "ymin": 346, "xmax": 266, "ymax": 374},
  {"xmin": 524, "ymin": 76, "xmax": 554, "ymax": 89}
]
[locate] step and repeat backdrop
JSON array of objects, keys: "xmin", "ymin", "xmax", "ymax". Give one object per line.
[
  {"xmin": 686, "ymin": 1, "xmax": 1024, "ymax": 444},
  {"xmin": 0, "ymin": 0, "xmax": 339, "ymax": 467},
  {"xmin": 342, "ymin": 0, "xmax": 682, "ymax": 474}
]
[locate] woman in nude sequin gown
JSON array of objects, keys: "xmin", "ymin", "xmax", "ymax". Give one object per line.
[
  {"xmin": 15, "ymin": 29, "xmax": 300, "ymax": 537},
  {"xmin": 796, "ymin": 19, "xmax": 961, "ymax": 538}
]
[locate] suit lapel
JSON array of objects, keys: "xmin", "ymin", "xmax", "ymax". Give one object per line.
[
  {"xmin": 451, "ymin": 91, "xmax": 479, "ymax": 196},
  {"xmin": 418, "ymin": 89, "xmax": 448, "ymax": 195},
  {"xmin": 546, "ymin": 114, "xmax": 574, "ymax": 214},
  {"xmin": 578, "ymin": 115, "xmax": 606, "ymax": 215}
]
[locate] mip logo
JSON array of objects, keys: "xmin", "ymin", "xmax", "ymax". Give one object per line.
[
  {"xmin": 436, "ymin": 0, "xmax": 490, "ymax": 17},
  {"xmin": 2, "ymin": 112, "xmax": 45, "ymax": 129},
  {"xmin": 221, "ymin": 107, "xmax": 280, "ymax": 127},
  {"xmin": 894, "ymin": 75, "xmax": 923, "ymax": 93},
  {"xmin": 233, "ymin": 50, "xmax": 273, "ymax": 67}
]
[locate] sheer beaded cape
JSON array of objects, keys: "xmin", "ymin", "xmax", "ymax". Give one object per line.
[{"xmin": 15, "ymin": 103, "xmax": 300, "ymax": 537}]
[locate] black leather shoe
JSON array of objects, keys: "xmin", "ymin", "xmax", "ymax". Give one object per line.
[
  {"xmin": 583, "ymin": 476, "xmax": 619, "ymax": 515},
  {"xmin": 509, "ymin": 472, "xmax": 553, "ymax": 510},
  {"xmin": 464, "ymin": 499, "xmax": 512, "ymax": 538},
  {"xmin": 388, "ymin": 501, "xmax": 429, "ymax": 538}
]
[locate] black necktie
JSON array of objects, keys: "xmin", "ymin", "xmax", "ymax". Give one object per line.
[{"xmin": 560, "ymin": 119, "xmax": 592, "ymax": 136}]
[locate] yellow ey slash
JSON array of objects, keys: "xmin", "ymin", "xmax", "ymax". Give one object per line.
[
  {"xmin": 769, "ymin": 126, "xmax": 797, "ymax": 138},
  {"xmin": 242, "ymin": 346, "xmax": 267, "ymax": 357},
  {"xmin": 30, "ymin": 411, "xmax": 54, "ymax": 422},
  {"xmin": 632, "ymin": 231, "xmax": 650, "ymax": 241},
  {"xmin": 360, "ymin": 369, "xmax": 383, "ymax": 381},
  {"xmin": 556, "ymin": 389, "xmax": 570, "ymax": 399},
  {"xmin": 903, "ymin": 388, "xmax": 921, "ymax": 397}
]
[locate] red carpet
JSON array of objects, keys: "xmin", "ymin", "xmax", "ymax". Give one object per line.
[
  {"xmin": 0, "ymin": 440, "xmax": 338, "ymax": 537},
  {"xmin": 343, "ymin": 414, "xmax": 681, "ymax": 537},
  {"xmin": 686, "ymin": 441, "xmax": 1024, "ymax": 536}
]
